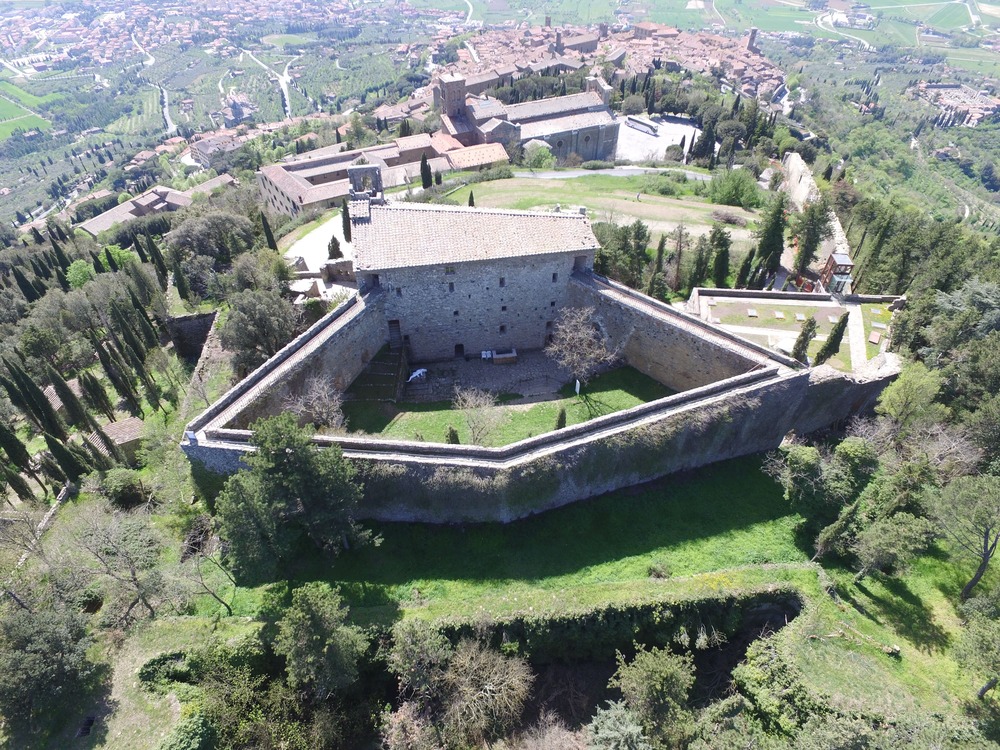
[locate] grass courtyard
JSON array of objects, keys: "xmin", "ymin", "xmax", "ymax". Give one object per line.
[{"xmin": 341, "ymin": 366, "xmax": 673, "ymax": 446}]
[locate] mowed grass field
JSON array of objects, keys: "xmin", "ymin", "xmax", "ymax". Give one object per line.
[{"xmin": 456, "ymin": 173, "xmax": 757, "ymax": 247}]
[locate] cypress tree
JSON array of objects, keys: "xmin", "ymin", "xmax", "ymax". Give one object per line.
[
  {"xmin": 104, "ymin": 247, "xmax": 120, "ymax": 273},
  {"xmin": 420, "ymin": 154, "xmax": 432, "ymax": 190},
  {"xmin": 144, "ymin": 233, "xmax": 168, "ymax": 290},
  {"xmin": 791, "ymin": 317, "xmax": 818, "ymax": 365},
  {"xmin": 126, "ymin": 289, "xmax": 160, "ymax": 345},
  {"xmin": 712, "ymin": 245, "xmax": 730, "ymax": 288},
  {"xmin": 44, "ymin": 433, "xmax": 91, "ymax": 482},
  {"xmin": 1, "ymin": 462, "xmax": 36, "ymax": 504},
  {"xmin": 12, "ymin": 267, "xmax": 39, "ymax": 302},
  {"xmin": 91, "ymin": 424, "xmax": 125, "ymax": 464},
  {"xmin": 112, "ymin": 302, "xmax": 149, "ymax": 361},
  {"xmin": 134, "ymin": 239, "xmax": 149, "ymax": 264},
  {"xmin": 90, "ymin": 251, "xmax": 103, "ymax": 275},
  {"xmin": 54, "ymin": 267, "xmax": 70, "ymax": 292},
  {"xmin": 468, "ymin": 191, "xmax": 475, "ymax": 207},
  {"xmin": 37, "ymin": 453, "xmax": 66, "ymax": 485},
  {"xmin": 0, "ymin": 374, "xmax": 35, "ymax": 427},
  {"xmin": 80, "ymin": 434, "xmax": 114, "ymax": 471},
  {"xmin": 96, "ymin": 343, "xmax": 143, "ymax": 416},
  {"xmin": 815, "ymin": 313, "xmax": 849, "ymax": 366},
  {"xmin": 30, "ymin": 227, "xmax": 44, "ymax": 245},
  {"xmin": 44, "ymin": 365, "xmax": 91, "ymax": 429},
  {"xmin": 0, "ymin": 419, "xmax": 45, "ymax": 494},
  {"xmin": 78, "ymin": 370, "xmax": 116, "ymax": 422},
  {"xmin": 261, "ymin": 212, "xmax": 278, "ymax": 251},
  {"xmin": 31, "ymin": 277, "xmax": 47, "ymax": 298},
  {"xmin": 173, "ymin": 261, "xmax": 191, "ymax": 301},
  {"xmin": 735, "ymin": 247, "xmax": 755, "ymax": 288},
  {"xmin": 5, "ymin": 359, "xmax": 67, "ymax": 440},
  {"xmin": 341, "ymin": 199, "xmax": 352, "ymax": 243}
]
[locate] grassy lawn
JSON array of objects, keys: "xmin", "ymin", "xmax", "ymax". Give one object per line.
[
  {"xmin": 715, "ymin": 301, "xmax": 847, "ymax": 334},
  {"xmin": 341, "ymin": 366, "xmax": 673, "ymax": 446},
  {"xmin": 451, "ymin": 174, "xmax": 757, "ymax": 248},
  {"xmin": 261, "ymin": 32, "xmax": 319, "ymax": 47},
  {"xmin": 0, "ymin": 113, "xmax": 47, "ymax": 139},
  {"xmin": 861, "ymin": 302, "xmax": 891, "ymax": 360},
  {"xmin": 308, "ymin": 455, "xmax": 807, "ymax": 621}
]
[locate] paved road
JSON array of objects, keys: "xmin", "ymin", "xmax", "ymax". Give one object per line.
[{"xmin": 515, "ymin": 166, "xmax": 712, "ymax": 182}]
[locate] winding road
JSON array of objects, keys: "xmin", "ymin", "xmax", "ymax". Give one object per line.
[
  {"xmin": 244, "ymin": 49, "xmax": 296, "ymax": 120},
  {"xmin": 132, "ymin": 35, "xmax": 176, "ymax": 134},
  {"xmin": 462, "ymin": 0, "xmax": 474, "ymax": 24}
]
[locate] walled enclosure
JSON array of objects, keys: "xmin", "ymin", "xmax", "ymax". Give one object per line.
[{"xmin": 182, "ymin": 275, "xmax": 901, "ymax": 523}]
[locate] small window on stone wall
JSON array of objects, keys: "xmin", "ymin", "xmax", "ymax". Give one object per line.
[
  {"xmin": 445, "ymin": 266, "xmax": 456, "ymax": 275},
  {"xmin": 448, "ymin": 282, "xmax": 455, "ymax": 292},
  {"xmin": 552, "ymin": 273, "xmax": 558, "ymax": 282},
  {"xmin": 396, "ymin": 287, "xmax": 402, "ymax": 297},
  {"xmin": 453, "ymin": 310, "xmax": 459, "ymax": 317},
  {"xmin": 499, "ymin": 325, "xmax": 507, "ymax": 334},
  {"xmin": 499, "ymin": 277, "xmax": 506, "ymax": 287},
  {"xmin": 546, "ymin": 321, "xmax": 553, "ymax": 330},
  {"xmin": 550, "ymin": 300, "xmax": 556, "ymax": 307},
  {"xmin": 501, "ymin": 305, "xmax": 507, "ymax": 312}
]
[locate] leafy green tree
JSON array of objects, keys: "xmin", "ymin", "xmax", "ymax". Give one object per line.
[
  {"xmin": 792, "ymin": 199, "xmax": 832, "ymax": 274},
  {"xmin": 924, "ymin": 475, "xmax": 1000, "ymax": 601},
  {"xmin": 215, "ymin": 414, "xmax": 367, "ymax": 584},
  {"xmin": 219, "ymin": 289, "xmax": 298, "ymax": 375},
  {"xmin": 852, "ymin": 512, "xmax": 935, "ymax": 582},
  {"xmin": 66, "ymin": 259, "xmax": 95, "ymax": 289},
  {"xmin": 609, "ymin": 646, "xmax": 695, "ymax": 748},
  {"xmin": 274, "ymin": 582, "xmax": 367, "ymax": 699},
  {"xmin": 875, "ymin": 362, "xmax": 948, "ymax": 444},
  {"xmin": 956, "ymin": 603, "xmax": 1000, "ymax": 699},
  {"xmin": 708, "ymin": 169, "xmax": 762, "ymax": 209},
  {"xmin": 791, "ymin": 316, "xmax": 817, "ymax": 364},
  {"xmin": 0, "ymin": 605, "xmax": 94, "ymax": 733},
  {"xmin": 588, "ymin": 701, "xmax": 652, "ymax": 750},
  {"xmin": 814, "ymin": 313, "xmax": 848, "ymax": 366}
]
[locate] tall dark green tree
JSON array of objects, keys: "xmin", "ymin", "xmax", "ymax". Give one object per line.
[
  {"xmin": 104, "ymin": 247, "xmax": 120, "ymax": 273},
  {"xmin": 50, "ymin": 238, "xmax": 70, "ymax": 269},
  {"xmin": 0, "ymin": 420, "xmax": 43, "ymax": 492},
  {"xmin": 468, "ymin": 190, "xmax": 475, "ymax": 207},
  {"xmin": 44, "ymin": 365, "xmax": 93, "ymax": 430},
  {"xmin": 173, "ymin": 261, "xmax": 191, "ymax": 302},
  {"xmin": 5, "ymin": 359, "xmax": 67, "ymax": 440},
  {"xmin": 755, "ymin": 193, "xmax": 787, "ymax": 274},
  {"xmin": 78, "ymin": 370, "xmax": 116, "ymax": 422},
  {"xmin": 687, "ymin": 235, "xmax": 711, "ymax": 290},
  {"xmin": 420, "ymin": 154, "xmax": 432, "ymax": 190},
  {"xmin": 815, "ymin": 313, "xmax": 849, "ymax": 366},
  {"xmin": 2, "ymin": 461, "xmax": 37, "ymax": 504},
  {"xmin": 791, "ymin": 316, "xmax": 818, "ymax": 364},
  {"xmin": 341, "ymin": 199, "xmax": 352, "ymax": 243},
  {"xmin": 260, "ymin": 212, "xmax": 278, "ymax": 251},
  {"xmin": 44, "ymin": 433, "xmax": 92, "ymax": 482},
  {"xmin": 11, "ymin": 268, "xmax": 40, "ymax": 303},
  {"xmin": 710, "ymin": 225, "xmax": 731, "ymax": 288},
  {"xmin": 792, "ymin": 198, "xmax": 833, "ymax": 274},
  {"xmin": 328, "ymin": 234, "xmax": 342, "ymax": 260}
]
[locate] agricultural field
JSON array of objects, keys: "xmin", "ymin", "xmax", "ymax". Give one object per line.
[
  {"xmin": 104, "ymin": 87, "xmax": 163, "ymax": 135},
  {"xmin": 0, "ymin": 113, "xmax": 48, "ymax": 139},
  {"xmin": 261, "ymin": 32, "xmax": 319, "ymax": 48}
]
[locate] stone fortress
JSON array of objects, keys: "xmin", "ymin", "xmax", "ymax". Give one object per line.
[{"xmin": 182, "ymin": 165, "xmax": 900, "ymax": 523}]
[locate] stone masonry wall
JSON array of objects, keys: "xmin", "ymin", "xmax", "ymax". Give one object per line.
[
  {"xmin": 381, "ymin": 251, "xmax": 592, "ymax": 362},
  {"xmin": 225, "ymin": 297, "xmax": 388, "ymax": 428},
  {"xmin": 182, "ymin": 354, "xmax": 900, "ymax": 523},
  {"xmin": 569, "ymin": 280, "xmax": 763, "ymax": 392}
]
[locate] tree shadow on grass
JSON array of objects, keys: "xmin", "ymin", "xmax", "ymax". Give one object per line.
[
  {"xmin": 855, "ymin": 576, "xmax": 951, "ymax": 654},
  {"xmin": 302, "ymin": 455, "xmax": 801, "ymax": 594}
]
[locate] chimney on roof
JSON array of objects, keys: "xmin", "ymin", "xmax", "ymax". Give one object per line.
[{"xmin": 545, "ymin": 15, "xmax": 551, "ymax": 27}]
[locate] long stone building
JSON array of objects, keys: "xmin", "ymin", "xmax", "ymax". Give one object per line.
[{"xmin": 434, "ymin": 73, "xmax": 619, "ymax": 162}]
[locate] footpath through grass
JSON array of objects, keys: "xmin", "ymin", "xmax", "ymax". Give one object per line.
[{"xmin": 342, "ymin": 366, "xmax": 672, "ymax": 446}]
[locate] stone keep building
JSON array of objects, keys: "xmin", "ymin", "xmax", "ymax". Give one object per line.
[{"xmin": 349, "ymin": 166, "xmax": 598, "ymax": 361}]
